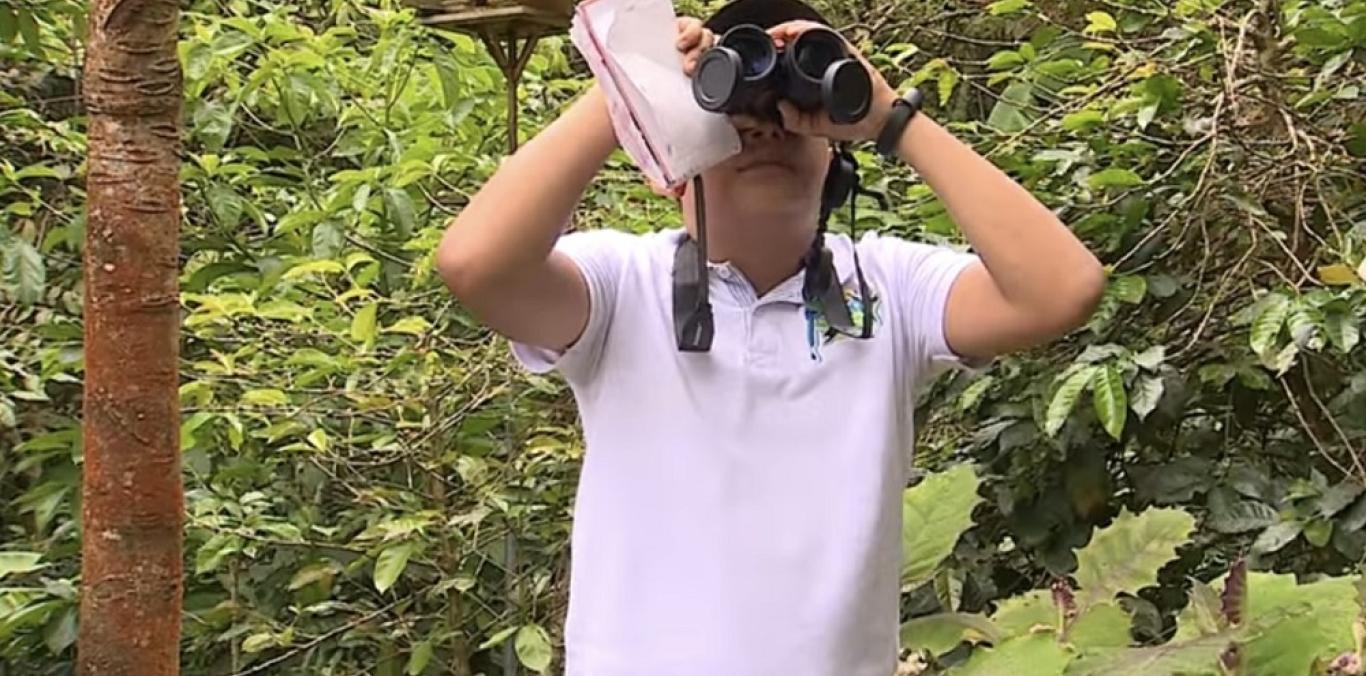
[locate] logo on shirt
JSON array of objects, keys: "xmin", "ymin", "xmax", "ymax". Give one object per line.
[{"xmin": 804, "ymin": 285, "xmax": 880, "ymax": 362}]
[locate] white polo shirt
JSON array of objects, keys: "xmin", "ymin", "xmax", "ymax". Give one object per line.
[{"xmin": 512, "ymin": 226, "xmax": 979, "ymax": 676}]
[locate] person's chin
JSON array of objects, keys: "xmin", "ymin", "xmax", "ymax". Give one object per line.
[{"xmin": 733, "ymin": 164, "xmax": 809, "ymax": 195}]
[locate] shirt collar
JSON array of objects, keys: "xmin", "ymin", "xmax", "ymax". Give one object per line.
[{"xmin": 672, "ymin": 229, "xmax": 858, "ymax": 304}]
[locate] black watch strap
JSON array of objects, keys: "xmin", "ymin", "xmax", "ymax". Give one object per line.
[{"xmin": 875, "ymin": 88, "xmax": 923, "ymax": 158}]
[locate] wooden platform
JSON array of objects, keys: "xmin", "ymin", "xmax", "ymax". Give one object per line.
[{"xmin": 404, "ymin": 0, "xmax": 575, "ymax": 39}]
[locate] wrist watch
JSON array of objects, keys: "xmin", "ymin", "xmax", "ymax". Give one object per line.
[{"xmin": 874, "ymin": 87, "xmax": 924, "ymax": 158}]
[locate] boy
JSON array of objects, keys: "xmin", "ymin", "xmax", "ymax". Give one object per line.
[{"xmin": 437, "ymin": 0, "xmax": 1104, "ymax": 673}]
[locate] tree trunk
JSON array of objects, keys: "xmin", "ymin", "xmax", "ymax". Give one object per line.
[{"xmin": 78, "ymin": 1, "xmax": 183, "ymax": 674}]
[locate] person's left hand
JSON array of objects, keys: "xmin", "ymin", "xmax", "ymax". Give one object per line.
[{"xmin": 766, "ymin": 20, "xmax": 899, "ymax": 143}]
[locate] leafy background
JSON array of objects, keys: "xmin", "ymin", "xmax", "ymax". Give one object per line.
[{"xmin": 1, "ymin": 0, "xmax": 1363, "ymax": 673}]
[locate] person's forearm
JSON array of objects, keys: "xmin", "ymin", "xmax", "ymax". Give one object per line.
[
  {"xmin": 438, "ymin": 84, "xmax": 618, "ymax": 286},
  {"xmin": 894, "ymin": 113, "xmax": 1103, "ymax": 312}
]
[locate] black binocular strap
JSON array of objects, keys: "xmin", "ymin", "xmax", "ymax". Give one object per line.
[
  {"xmin": 673, "ymin": 175, "xmax": 715, "ymax": 352},
  {"xmin": 672, "ymin": 145, "xmax": 879, "ymax": 352}
]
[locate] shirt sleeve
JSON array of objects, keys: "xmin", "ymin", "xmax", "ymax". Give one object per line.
[
  {"xmin": 861, "ymin": 231, "xmax": 986, "ymax": 385},
  {"xmin": 508, "ymin": 228, "xmax": 635, "ymax": 384}
]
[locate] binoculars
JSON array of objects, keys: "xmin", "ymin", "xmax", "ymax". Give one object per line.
[{"xmin": 691, "ymin": 23, "xmax": 872, "ymax": 125}]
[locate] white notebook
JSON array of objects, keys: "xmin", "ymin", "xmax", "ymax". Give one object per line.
[{"xmin": 569, "ymin": 0, "xmax": 742, "ymax": 190}]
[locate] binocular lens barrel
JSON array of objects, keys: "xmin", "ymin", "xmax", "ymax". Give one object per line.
[
  {"xmin": 691, "ymin": 24, "xmax": 871, "ymax": 125},
  {"xmin": 728, "ymin": 25, "xmax": 777, "ymax": 78}
]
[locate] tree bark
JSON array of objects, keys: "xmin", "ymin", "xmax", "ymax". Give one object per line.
[{"xmin": 78, "ymin": 1, "xmax": 183, "ymax": 674}]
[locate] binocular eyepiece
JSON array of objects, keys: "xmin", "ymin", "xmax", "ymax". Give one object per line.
[{"xmin": 692, "ymin": 24, "xmax": 872, "ymax": 125}]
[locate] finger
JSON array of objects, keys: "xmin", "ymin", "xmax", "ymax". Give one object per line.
[
  {"xmin": 677, "ymin": 21, "xmax": 701, "ymax": 49},
  {"xmin": 767, "ymin": 19, "xmax": 820, "ymax": 44}
]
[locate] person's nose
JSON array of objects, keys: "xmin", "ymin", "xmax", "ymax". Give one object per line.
[{"xmin": 730, "ymin": 114, "xmax": 786, "ymax": 143}]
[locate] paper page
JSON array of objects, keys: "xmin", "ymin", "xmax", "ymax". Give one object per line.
[
  {"xmin": 571, "ymin": 0, "xmax": 740, "ymax": 189},
  {"xmin": 570, "ymin": 1, "xmax": 668, "ymax": 188},
  {"xmin": 570, "ymin": 7, "xmax": 666, "ymax": 187}
]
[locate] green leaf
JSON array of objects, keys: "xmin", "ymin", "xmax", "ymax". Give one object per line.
[
  {"xmin": 256, "ymin": 299, "xmax": 311, "ymax": 322},
  {"xmin": 283, "ymin": 260, "xmax": 345, "ymax": 279},
  {"xmin": 407, "ymin": 638, "xmax": 434, "ymax": 675},
  {"xmin": 288, "ymin": 562, "xmax": 339, "ymax": 591},
  {"xmin": 1109, "ymin": 276, "xmax": 1146, "ymax": 304},
  {"xmin": 1129, "ymin": 457, "xmax": 1213, "ymax": 504},
  {"xmin": 1064, "ymin": 631, "xmax": 1234, "ymax": 675},
  {"xmin": 1206, "ymin": 571, "xmax": 1358, "ymax": 676},
  {"xmin": 987, "ymin": 0, "xmax": 1032, "ymax": 15},
  {"xmin": 1303, "ymin": 517, "xmax": 1332, "ymax": 547},
  {"xmin": 992, "ymin": 589, "xmax": 1056, "ymax": 637},
  {"xmin": 515, "ymin": 624, "xmax": 553, "ymax": 672},
  {"xmin": 352, "ymin": 183, "xmax": 372, "ymax": 214},
  {"xmin": 0, "ymin": 7, "xmax": 15, "ymax": 43},
  {"xmin": 351, "ymin": 303, "xmax": 378, "ymax": 345},
  {"xmin": 1061, "ymin": 109, "xmax": 1105, "ymax": 131},
  {"xmin": 1324, "ymin": 310, "xmax": 1360, "ymax": 353},
  {"xmin": 1074, "ymin": 507, "xmax": 1195, "ymax": 609},
  {"xmin": 955, "ymin": 633, "xmax": 1073, "ymax": 675},
  {"xmin": 937, "ymin": 67, "xmax": 960, "ymax": 104},
  {"xmin": 208, "ymin": 184, "xmax": 245, "ymax": 228},
  {"xmin": 180, "ymin": 411, "xmax": 215, "ymax": 449},
  {"xmin": 1318, "ymin": 480, "xmax": 1364, "ymax": 517},
  {"xmin": 43, "ymin": 607, "xmax": 77, "ymax": 655},
  {"xmin": 1087, "ymin": 168, "xmax": 1144, "ymax": 190},
  {"xmin": 478, "ymin": 625, "xmax": 519, "ymax": 651},
  {"xmin": 383, "ymin": 187, "xmax": 417, "ymax": 237},
  {"xmin": 385, "ymin": 316, "xmax": 431, "ymax": 335},
  {"xmin": 1205, "ymin": 489, "xmax": 1277, "ymax": 534},
  {"xmin": 1045, "ymin": 365, "xmax": 1098, "ymax": 436},
  {"xmin": 1318, "ymin": 264, "xmax": 1360, "ymax": 285},
  {"xmin": 987, "ymin": 81, "xmax": 1034, "ymax": 132},
  {"xmin": 241, "ymin": 388, "xmax": 289, "ymax": 407},
  {"xmin": 1347, "ymin": 123, "xmax": 1366, "ymax": 158},
  {"xmin": 1084, "ymin": 11, "xmax": 1117, "ymax": 33},
  {"xmin": 373, "ymin": 542, "xmax": 415, "ymax": 593},
  {"xmin": 242, "ymin": 632, "xmax": 275, "ymax": 653},
  {"xmin": 17, "ymin": 10, "xmax": 38, "ymax": 51},
  {"xmin": 900, "ymin": 613, "xmax": 1002, "ymax": 657},
  {"xmin": 433, "ymin": 50, "xmax": 462, "ymax": 108},
  {"xmin": 1129, "ymin": 375, "xmax": 1163, "ymax": 420},
  {"xmin": 195, "ymin": 533, "xmax": 240, "ymax": 574},
  {"xmin": 987, "ymin": 50, "xmax": 1024, "ymax": 71},
  {"xmin": 1068, "ymin": 602, "xmax": 1132, "ymax": 649},
  {"xmin": 901, "ymin": 464, "xmax": 983, "ymax": 588},
  {"xmin": 1249, "ymin": 293, "xmax": 1290, "ymax": 356},
  {"xmin": 6, "ymin": 237, "xmax": 45, "ymax": 304},
  {"xmin": 1252, "ymin": 520, "xmax": 1303, "ymax": 554},
  {"xmin": 0, "ymin": 552, "xmax": 44, "ymax": 578},
  {"xmin": 1136, "ymin": 103, "xmax": 1159, "ymax": 130},
  {"xmin": 958, "ymin": 375, "xmax": 995, "ymax": 412},
  {"xmin": 1091, "ymin": 365, "xmax": 1127, "ymax": 440},
  {"xmin": 1183, "ymin": 578, "xmax": 1225, "ymax": 637},
  {"xmin": 312, "ymin": 221, "xmax": 344, "ymax": 259}
]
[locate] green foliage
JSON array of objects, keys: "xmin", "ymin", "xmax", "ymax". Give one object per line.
[
  {"xmin": 901, "ymin": 503, "xmax": 1366, "ymax": 674},
  {"xmin": 1072, "ymin": 507, "xmax": 1194, "ymax": 610},
  {"xmin": 2, "ymin": 0, "xmax": 1364, "ymax": 673},
  {"xmin": 903, "ymin": 464, "xmax": 986, "ymax": 589}
]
